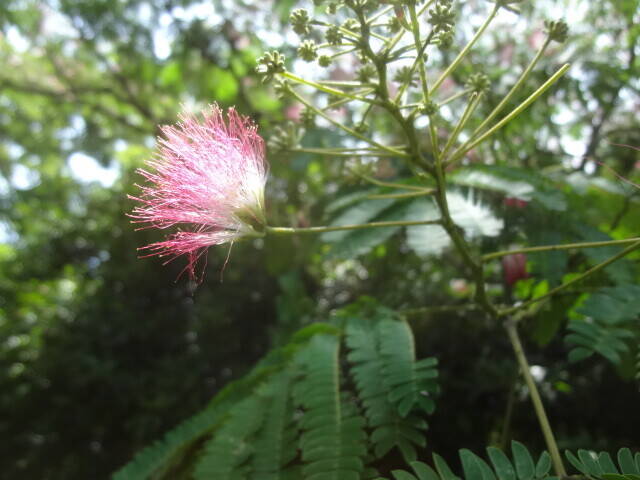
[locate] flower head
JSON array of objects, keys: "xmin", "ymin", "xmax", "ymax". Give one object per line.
[{"xmin": 129, "ymin": 104, "xmax": 267, "ymax": 282}]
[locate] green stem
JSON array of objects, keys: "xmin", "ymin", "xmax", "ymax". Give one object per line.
[
  {"xmin": 355, "ymin": 172, "xmax": 431, "ymax": 191},
  {"xmin": 439, "ymin": 87, "xmax": 473, "ymax": 107},
  {"xmin": 506, "ymin": 321, "xmax": 567, "ymax": 477},
  {"xmin": 500, "ymin": 239, "xmax": 640, "ymax": 317},
  {"xmin": 429, "ymin": 4, "xmax": 500, "ymax": 95},
  {"xmin": 432, "ymin": 141, "xmax": 497, "ymax": 316},
  {"xmin": 325, "ymin": 88, "xmax": 376, "ymax": 110},
  {"xmin": 407, "ymin": 3, "xmax": 432, "ymax": 105},
  {"xmin": 482, "ymin": 237, "xmax": 640, "ymax": 262},
  {"xmin": 441, "ymin": 92, "xmax": 483, "ymax": 159},
  {"xmin": 470, "ymin": 37, "xmax": 551, "ymax": 141},
  {"xmin": 288, "ymin": 147, "xmax": 402, "ymax": 157},
  {"xmin": 266, "ymin": 219, "xmax": 441, "ymax": 235},
  {"xmin": 366, "ymin": 190, "xmax": 435, "ymax": 200},
  {"xmin": 402, "ymin": 304, "xmax": 481, "ymax": 316},
  {"xmin": 286, "ymin": 87, "xmax": 409, "ymax": 158},
  {"xmin": 381, "ymin": 0, "xmax": 437, "ymax": 58},
  {"xmin": 366, "ymin": 5, "xmax": 394, "ymax": 25},
  {"xmin": 447, "ymin": 63, "xmax": 570, "ymax": 166},
  {"xmin": 283, "ymin": 72, "xmax": 382, "ymax": 106}
]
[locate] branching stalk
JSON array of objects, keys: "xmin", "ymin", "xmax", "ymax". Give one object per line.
[
  {"xmin": 286, "ymin": 87, "xmax": 409, "ymax": 158},
  {"xmin": 283, "ymin": 72, "xmax": 382, "ymax": 106},
  {"xmin": 429, "ymin": 4, "xmax": 500, "ymax": 95},
  {"xmin": 470, "ymin": 37, "xmax": 552, "ymax": 141},
  {"xmin": 447, "ymin": 64, "xmax": 570, "ymax": 166}
]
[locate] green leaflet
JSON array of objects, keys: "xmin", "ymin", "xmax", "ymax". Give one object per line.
[
  {"xmin": 192, "ymin": 394, "xmax": 266, "ymax": 480},
  {"xmin": 345, "ymin": 314, "xmax": 434, "ymax": 463},
  {"xmin": 566, "ymin": 284, "xmax": 640, "ymax": 368},
  {"xmin": 388, "ymin": 445, "xmax": 640, "ymax": 480},
  {"xmin": 565, "ymin": 448, "xmax": 640, "ymax": 480},
  {"xmin": 293, "ymin": 333, "xmax": 367, "ymax": 480},
  {"xmin": 250, "ymin": 372, "xmax": 299, "ymax": 479},
  {"xmin": 450, "ymin": 165, "xmax": 567, "ymax": 211},
  {"xmin": 378, "ymin": 318, "xmax": 439, "ymax": 417}
]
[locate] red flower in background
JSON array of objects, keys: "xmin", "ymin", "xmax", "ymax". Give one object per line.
[
  {"xmin": 502, "ymin": 253, "xmax": 528, "ymax": 287},
  {"xmin": 504, "ymin": 197, "xmax": 528, "ymax": 209}
]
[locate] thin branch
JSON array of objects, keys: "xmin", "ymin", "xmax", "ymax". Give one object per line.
[
  {"xmin": 500, "ymin": 239, "xmax": 640, "ymax": 316},
  {"xmin": 447, "ymin": 64, "xmax": 571, "ymax": 166},
  {"xmin": 266, "ymin": 219, "xmax": 441, "ymax": 235},
  {"xmin": 482, "ymin": 237, "xmax": 640, "ymax": 262}
]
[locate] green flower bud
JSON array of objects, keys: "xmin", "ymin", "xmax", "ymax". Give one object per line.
[
  {"xmin": 298, "ymin": 40, "xmax": 318, "ymax": 62},
  {"xmin": 273, "ymin": 78, "xmax": 291, "ymax": 99},
  {"xmin": 354, "ymin": 122, "xmax": 369, "ymax": 134},
  {"xmin": 326, "ymin": 2, "xmax": 339, "ymax": 14},
  {"xmin": 465, "ymin": 72, "xmax": 490, "ymax": 94},
  {"xmin": 318, "ymin": 55, "xmax": 333, "ymax": 67},
  {"xmin": 268, "ymin": 121, "xmax": 299, "ymax": 153},
  {"xmin": 394, "ymin": 66, "xmax": 418, "ymax": 87},
  {"xmin": 428, "ymin": 1, "xmax": 456, "ymax": 33},
  {"xmin": 357, "ymin": 64, "xmax": 377, "ymax": 83},
  {"xmin": 325, "ymin": 25, "xmax": 343, "ymax": 45},
  {"xmin": 544, "ymin": 20, "xmax": 569, "ymax": 43},
  {"xmin": 419, "ymin": 100, "xmax": 439, "ymax": 116},
  {"xmin": 387, "ymin": 15, "xmax": 403, "ymax": 33},
  {"xmin": 433, "ymin": 28, "xmax": 455, "ymax": 50},
  {"xmin": 256, "ymin": 50, "xmax": 286, "ymax": 83},
  {"xmin": 301, "ymin": 108, "xmax": 316, "ymax": 128},
  {"xmin": 290, "ymin": 9, "xmax": 311, "ymax": 36},
  {"xmin": 342, "ymin": 18, "xmax": 360, "ymax": 33}
]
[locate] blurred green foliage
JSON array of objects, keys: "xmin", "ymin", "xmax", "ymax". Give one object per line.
[{"xmin": 0, "ymin": 0, "xmax": 639, "ymax": 479}]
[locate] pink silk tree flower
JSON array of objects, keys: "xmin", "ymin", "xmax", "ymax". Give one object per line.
[{"xmin": 129, "ymin": 104, "xmax": 268, "ymax": 282}]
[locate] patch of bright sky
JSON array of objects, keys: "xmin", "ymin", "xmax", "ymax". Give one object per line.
[
  {"xmin": 153, "ymin": 1, "xmax": 224, "ymax": 60},
  {"xmin": 5, "ymin": 26, "xmax": 29, "ymax": 52},
  {"xmin": 68, "ymin": 153, "xmax": 120, "ymax": 188}
]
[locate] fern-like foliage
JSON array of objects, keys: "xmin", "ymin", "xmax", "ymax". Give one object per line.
[
  {"xmin": 345, "ymin": 312, "xmax": 437, "ymax": 463},
  {"xmin": 383, "ymin": 442, "xmax": 640, "ymax": 480},
  {"xmin": 384, "ymin": 441, "xmax": 553, "ymax": 480},
  {"xmin": 566, "ymin": 447, "xmax": 640, "ymax": 480},
  {"xmin": 294, "ymin": 333, "xmax": 367, "ymax": 479},
  {"xmin": 565, "ymin": 284, "xmax": 640, "ymax": 368},
  {"xmin": 112, "ymin": 302, "xmax": 438, "ymax": 479},
  {"xmin": 192, "ymin": 394, "xmax": 266, "ymax": 479},
  {"xmin": 249, "ymin": 372, "xmax": 299, "ymax": 479}
]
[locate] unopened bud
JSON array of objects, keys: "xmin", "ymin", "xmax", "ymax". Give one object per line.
[
  {"xmin": 256, "ymin": 50, "xmax": 285, "ymax": 83},
  {"xmin": 290, "ymin": 9, "xmax": 311, "ymax": 36},
  {"xmin": 298, "ymin": 40, "xmax": 318, "ymax": 62},
  {"xmin": 545, "ymin": 20, "xmax": 569, "ymax": 43}
]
